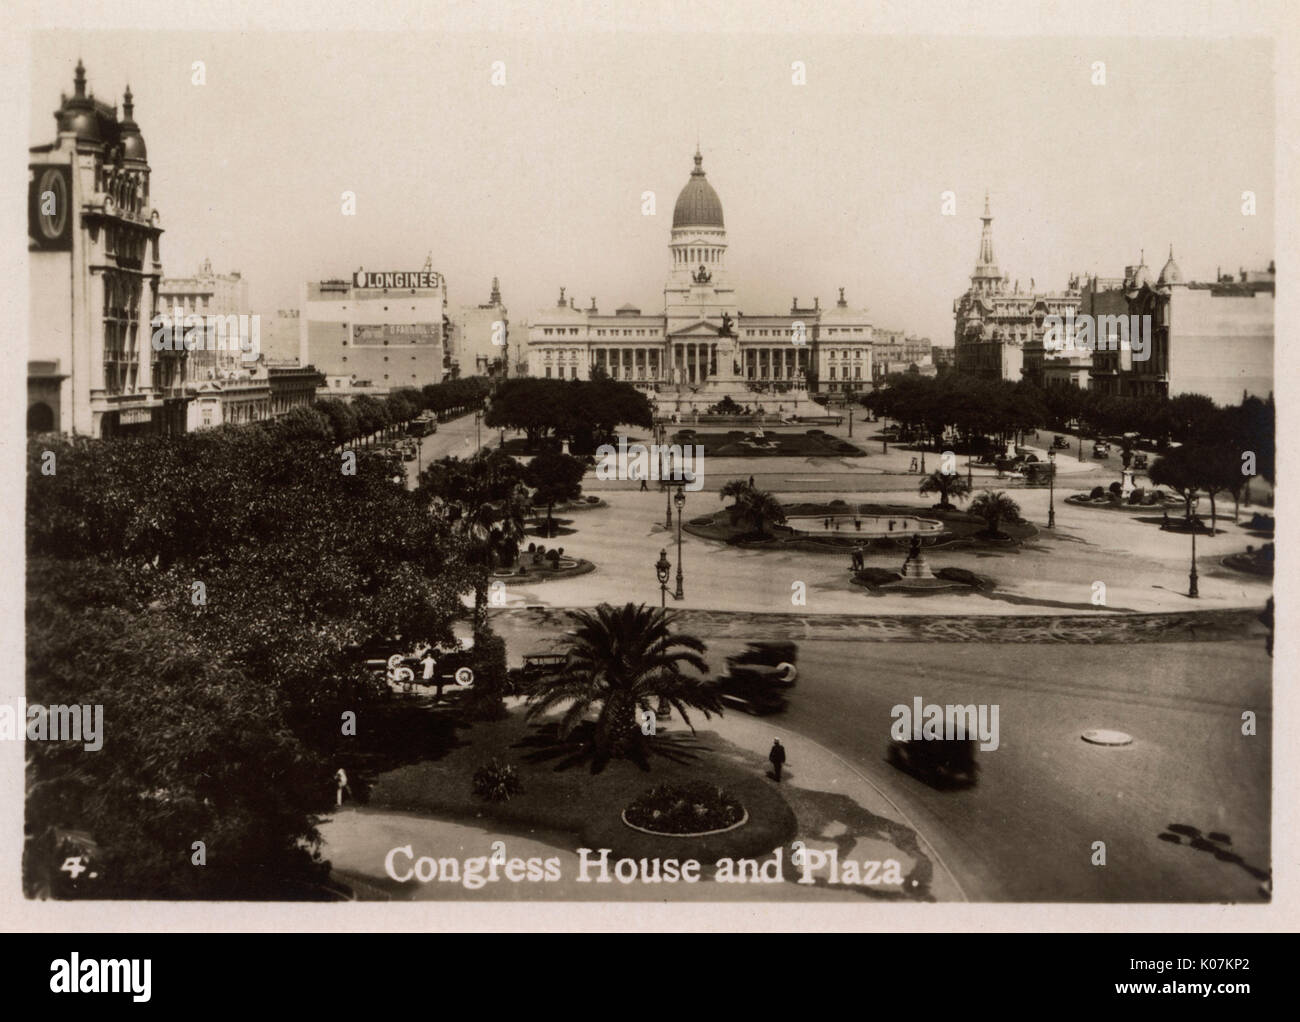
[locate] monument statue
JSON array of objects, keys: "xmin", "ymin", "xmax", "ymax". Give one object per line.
[
  {"xmin": 719, "ymin": 312, "xmax": 735, "ymax": 337},
  {"xmin": 693, "ymin": 264, "xmax": 712, "ymax": 284}
]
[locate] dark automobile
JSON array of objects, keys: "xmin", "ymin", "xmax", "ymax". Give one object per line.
[
  {"xmin": 716, "ymin": 641, "xmax": 798, "ymax": 715},
  {"xmin": 887, "ymin": 737, "xmax": 978, "ymax": 789},
  {"xmin": 1052, "ymin": 435, "xmax": 1070, "ymax": 449},
  {"xmin": 1132, "ymin": 452, "xmax": 1149, "ymax": 470},
  {"xmin": 1092, "ymin": 441, "xmax": 1110, "ymax": 457},
  {"xmin": 506, "ymin": 651, "xmax": 567, "ymax": 695},
  {"xmin": 1023, "ymin": 462, "xmax": 1056, "ymax": 486}
]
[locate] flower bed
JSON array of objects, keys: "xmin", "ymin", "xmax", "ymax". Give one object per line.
[{"xmin": 622, "ymin": 781, "xmax": 746, "ymax": 836}]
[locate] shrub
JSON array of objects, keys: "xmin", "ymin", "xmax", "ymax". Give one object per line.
[
  {"xmin": 855, "ymin": 567, "xmax": 902, "ymax": 586},
  {"xmin": 464, "ymin": 631, "xmax": 510, "ymax": 721},
  {"xmin": 545, "ymin": 549, "xmax": 560, "ymax": 566},
  {"xmin": 624, "ymin": 781, "xmax": 743, "ymax": 834},
  {"xmin": 472, "ymin": 758, "xmax": 522, "ymax": 802},
  {"xmin": 829, "ymin": 499, "xmax": 848, "ymax": 508},
  {"xmin": 1128, "ymin": 487, "xmax": 1145, "ymax": 505},
  {"xmin": 1089, "ymin": 486, "xmax": 1106, "ymax": 500},
  {"xmin": 527, "ymin": 542, "xmax": 536, "ymax": 553},
  {"xmin": 1108, "ymin": 481, "xmax": 1122, "ymax": 496},
  {"xmin": 936, "ymin": 566, "xmax": 981, "ymax": 587}
]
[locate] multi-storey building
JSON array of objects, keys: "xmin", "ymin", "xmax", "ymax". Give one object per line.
[
  {"xmin": 158, "ymin": 259, "xmax": 250, "ymax": 375},
  {"xmin": 953, "ymin": 194, "xmax": 1079, "ymax": 384},
  {"xmin": 526, "ymin": 149, "xmax": 880, "ymax": 407},
  {"xmin": 1122, "ymin": 255, "xmax": 1273, "ymax": 405},
  {"xmin": 450, "ymin": 278, "xmax": 509, "ymax": 378},
  {"xmin": 28, "ymin": 62, "xmax": 186, "ymax": 437},
  {"xmin": 300, "ymin": 268, "xmax": 448, "ymax": 393}
]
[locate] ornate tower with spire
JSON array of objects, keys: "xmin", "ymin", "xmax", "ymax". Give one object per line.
[{"xmin": 970, "ymin": 191, "xmax": 1003, "ymax": 295}]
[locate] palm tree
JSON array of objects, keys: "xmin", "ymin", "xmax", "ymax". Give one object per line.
[
  {"xmin": 719, "ymin": 478, "xmax": 752, "ymax": 507},
  {"xmin": 918, "ymin": 471, "xmax": 972, "ymax": 510},
  {"xmin": 729, "ymin": 487, "xmax": 787, "ymax": 536},
  {"xmin": 525, "ymin": 603, "xmax": 719, "ymax": 769},
  {"xmin": 968, "ymin": 490, "xmax": 1021, "ymax": 538}
]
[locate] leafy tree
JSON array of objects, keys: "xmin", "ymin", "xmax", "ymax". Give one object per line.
[
  {"xmin": 524, "ymin": 449, "xmax": 589, "ymax": 537},
  {"xmin": 968, "ymin": 490, "xmax": 1021, "ymax": 538},
  {"xmin": 919, "ymin": 470, "xmax": 972, "ymax": 510},
  {"xmin": 25, "ymin": 425, "xmax": 478, "ymax": 897},
  {"xmin": 524, "ymin": 603, "xmax": 718, "ymax": 770},
  {"xmin": 1149, "ymin": 445, "xmax": 1200, "ymax": 522},
  {"xmin": 312, "ymin": 399, "xmax": 357, "ymax": 446}
]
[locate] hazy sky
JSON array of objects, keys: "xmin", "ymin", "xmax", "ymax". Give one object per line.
[{"xmin": 31, "ymin": 31, "xmax": 1273, "ymax": 345}]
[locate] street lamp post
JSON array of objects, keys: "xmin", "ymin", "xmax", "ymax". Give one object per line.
[
  {"xmin": 475, "ymin": 411, "xmax": 482, "ymax": 452},
  {"xmin": 654, "ymin": 547, "xmax": 674, "ymax": 718},
  {"xmin": 1189, "ymin": 501, "xmax": 1200, "ymax": 598},
  {"xmin": 848, "ymin": 405, "xmax": 853, "ymax": 437},
  {"xmin": 655, "ymin": 548, "xmax": 671, "ymax": 609},
  {"xmin": 1047, "ymin": 448, "xmax": 1056, "ymax": 529},
  {"xmin": 663, "ymin": 451, "xmax": 677, "ymax": 529},
  {"xmin": 673, "ymin": 486, "xmax": 686, "ymax": 600}
]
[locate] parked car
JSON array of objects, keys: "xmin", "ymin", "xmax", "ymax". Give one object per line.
[
  {"xmin": 1092, "ymin": 441, "xmax": 1110, "ymax": 457},
  {"xmin": 1052, "ymin": 435, "xmax": 1070, "ymax": 449},
  {"xmin": 888, "ymin": 737, "xmax": 978, "ymax": 788},
  {"xmin": 1132, "ymin": 453, "xmax": 1149, "ymax": 470},
  {"xmin": 506, "ymin": 651, "xmax": 567, "ymax": 695}
]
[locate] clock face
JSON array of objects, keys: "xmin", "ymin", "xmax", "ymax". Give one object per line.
[{"xmin": 38, "ymin": 168, "xmax": 69, "ymax": 240}]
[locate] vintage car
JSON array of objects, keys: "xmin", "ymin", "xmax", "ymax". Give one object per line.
[
  {"xmin": 888, "ymin": 737, "xmax": 979, "ymax": 789},
  {"xmin": 1092, "ymin": 441, "xmax": 1110, "ymax": 457},
  {"xmin": 715, "ymin": 641, "xmax": 798, "ymax": 715},
  {"xmin": 356, "ymin": 637, "xmax": 475, "ymax": 692},
  {"xmin": 1052, "ymin": 435, "xmax": 1070, "ymax": 449},
  {"xmin": 506, "ymin": 651, "xmax": 567, "ymax": 695},
  {"xmin": 1132, "ymin": 452, "xmax": 1150, "ymax": 470}
]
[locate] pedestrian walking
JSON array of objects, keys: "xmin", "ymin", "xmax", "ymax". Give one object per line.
[
  {"xmin": 749, "ymin": 475, "xmax": 755, "ymax": 488},
  {"xmin": 769, "ymin": 739, "xmax": 786, "ymax": 782},
  {"xmin": 420, "ymin": 650, "xmax": 436, "ymax": 686},
  {"xmin": 1161, "ymin": 509, "xmax": 1169, "ymax": 530},
  {"xmin": 334, "ymin": 767, "xmax": 351, "ymax": 806}
]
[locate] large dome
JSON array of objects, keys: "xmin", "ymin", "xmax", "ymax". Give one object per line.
[{"xmin": 672, "ymin": 150, "xmax": 724, "ymax": 229}]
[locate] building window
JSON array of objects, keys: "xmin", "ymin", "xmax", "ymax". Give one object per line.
[{"xmin": 545, "ymin": 367, "xmax": 552, "ymax": 378}]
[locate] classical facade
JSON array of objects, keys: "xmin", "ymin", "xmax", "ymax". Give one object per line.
[
  {"xmin": 953, "ymin": 194, "xmax": 1079, "ymax": 385},
  {"xmin": 526, "ymin": 150, "xmax": 877, "ymax": 410},
  {"xmin": 28, "ymin": 62, "xmax": 186, "ymax": 437}
]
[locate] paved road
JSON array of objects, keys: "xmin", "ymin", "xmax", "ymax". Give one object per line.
[{"xmin": 490, "ymin": 615, "xmax": 1272, "ymax": 903}]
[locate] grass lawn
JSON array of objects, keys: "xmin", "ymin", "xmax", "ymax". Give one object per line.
[{"xmin": 366, "ymin": 706, "xmax": 797, "ymax": 867}]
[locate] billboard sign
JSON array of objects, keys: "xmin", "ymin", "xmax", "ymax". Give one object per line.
[
  {"xmin": 353, "ymin": 270, "xmax": 442, "ymax": 290},
  {"xmin": 352, "ymin": 323, "xmax": 441, "ymax": 346}
]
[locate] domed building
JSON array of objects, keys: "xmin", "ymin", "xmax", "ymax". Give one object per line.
[
  {"xmin": 527, "ymin": 149, "xmax": 885, "ymax": 414},
  {"xmin": 28, "ymin": 62, "xmax": 181, "ymax": 437}
]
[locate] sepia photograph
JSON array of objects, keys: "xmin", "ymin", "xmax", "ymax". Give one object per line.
[{"xmin": 4, "ymin": 0, "xmax": 1294, "ymax": 945}]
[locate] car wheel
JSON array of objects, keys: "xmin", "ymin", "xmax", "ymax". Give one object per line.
[
  {"xmin": 455, "ymin": 667, "xmax": 475, "ymax": 687},
  {"xmin": 775, "ymin": 662, "xmax": 798, "ymax": 683}
]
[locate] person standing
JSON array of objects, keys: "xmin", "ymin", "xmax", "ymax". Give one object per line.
[
  {"xmin": 334, "ymin": 768, "xmax": 351, "ymax": 807},
  {"xmin": 769, "ymin": 739, "xmax": 787, "ymax": 783}
]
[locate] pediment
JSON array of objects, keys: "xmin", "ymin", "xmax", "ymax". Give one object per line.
[{"xmin": 668, "ymin": 320, "xmax": 721, "ymax": 339}]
